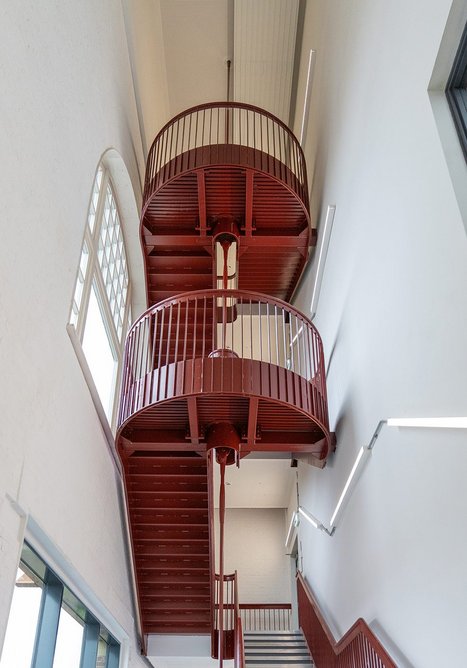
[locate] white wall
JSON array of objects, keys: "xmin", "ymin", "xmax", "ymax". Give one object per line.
[
  {"xmin": 0, "ymin": 2, "xmax": 154, "ymax": 665},
  {"xmin": 291, "ymin": 1, "xmax": 467, "ymax": 666},
  {"xmin": 216, "ymin": 509, "xmax": 291, "ymax": 604}
]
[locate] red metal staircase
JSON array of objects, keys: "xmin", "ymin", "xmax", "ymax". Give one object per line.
[
  {"xmin": 122, "ymin": 451, "xmax": 212, "ymax": 634},
  {"xmin": 116, "ymin": 101, "xmax": 333, "ymax": 655}
]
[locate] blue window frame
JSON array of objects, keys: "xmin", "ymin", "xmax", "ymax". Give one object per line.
[{"xmin": 0, "ymin": 543, "xmax": 120, "ymax": 668}]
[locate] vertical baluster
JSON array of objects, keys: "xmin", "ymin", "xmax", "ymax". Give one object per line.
[
  {"xmin": 209, "ymin": 107, "xmax": 213, "ymax": 158},
  {"xmin": 148, "ymin": 310, "xmax": 158, "ymax": 403},
  {"xmin": 183, "ymin": 298, "xmax": 189, "ymax": 365},
  {"xmin": 253, "ymin": 111, "xmax": 257, "ymax": 156},
  {"xmin": 156, "ymin": 309, "xmax": 165, "ymax": 401},
  {"xmin": 134, "ymin": 322, "xmax": 142, "ymax": 410},
  {"xmin": 174, "ymin": 118, "xmax": 180, "ymax": 174},
  {"xmin": 259, "ymin": 299, "xmax": 263, "ymax": 365},
  {"xmin": 202, "ymin": 296, "xmax": 207, "ymax": 361},
  {"xmin": 282, "ymin": 307, "xmax": 287, "ymax": 371},
  {"xmin": 122, "ymin": 328, "xmax": 134, "ymax": 421},
  {"xmin": 164, "ymin": 304, "xmax": 173, "ymax": 399},
  {"xmin": 288, "ymin": 312, "xmax": 294, "ymax": 373},
  {"xmin": 274, "ymin": 304, "xmax": 279, "ymax": 366},
  {"xmin": 192, "ymin": 298, "xmax": 198, "ymax": 394},
  {"xmin": 202, "ymin": 108, "xmax": 206, "ymax": 146},
  {"xmin": 266, "ymin": 301, "xmax": 271, "ymax": 364},
  {"xmin": 241, "ymin": 296, "xmax": 244, "ymax": 361},
  {"xmin": 249, "ymin": 299, "xmax": 253, "ymax": 360}
]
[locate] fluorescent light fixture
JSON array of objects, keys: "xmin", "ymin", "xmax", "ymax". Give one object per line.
[
  {"xmin": 285, "ymin": 511, "xmax": 298, "ymax": 547},
  {"xmin": 300, "ymin": 49, "xmax": 316, "ymax": 147},
  {"xmin": 330, "ymin": 446, "xmax": 367, "ymax": 527},
  {"xmin": 387, "ymin": 417, "xmax": 467, "ymax": 429},
  {"xmin": 298, "ymin": 506, "xmax": 323, "ymax": 531},
  {"xmin": 310, "ymin": 205, "xmax": 336, "ymax": 320}
]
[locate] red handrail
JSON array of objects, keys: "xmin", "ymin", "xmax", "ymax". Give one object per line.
[
  {"xmin": 143, "ymin": 101, "xmax": 308, "ymax": 213},
  {"xmin": 297, "ymin": 572, "xmax": 397, "ymax": 668},
  {"xmin": 117, "ymin": 289, "xmax": 329, "ymax": 434}
]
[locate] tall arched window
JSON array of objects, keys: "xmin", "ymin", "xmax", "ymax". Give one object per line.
[{"xmin": 69, "ymin": 164, "xmax": 132, "ymax": 426}]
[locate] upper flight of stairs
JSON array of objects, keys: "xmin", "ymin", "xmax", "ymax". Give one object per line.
[
  {"xmin": 244, "ymin": 631, "xmax": 314, "ymax": 667},
  {"xmin": 121, "ymin": 451, "xmax": 211, "ymax": 634}
]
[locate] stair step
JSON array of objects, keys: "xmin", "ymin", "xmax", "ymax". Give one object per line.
[{"xmin": 244, "ymin": 631, "xmax": 313, "ymax": 667}]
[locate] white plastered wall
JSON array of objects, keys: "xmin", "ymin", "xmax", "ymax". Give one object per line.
[
  {"xmin": 215, "ymin": 509, "xmax": 291, "ymax": 604},
  {"xmin": 291, "ymin": 1, "xmax": 467, "ymax": 666},
  {"xmin": 0, "ymin": 2, "xmax": 167, "ymax": 665}
]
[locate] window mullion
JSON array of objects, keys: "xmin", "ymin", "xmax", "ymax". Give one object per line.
[
  {"xmin": 93, "ymin": 268, "xmax": 120, "ymax": 356},
  {"xmin": 31, "ymin": 571, "xmax": 63, "ymax": 668},
  {"xmin": 106, "ymin": 642, "xmax": 120, "ymax": 668},
  {"xmin": 79, "ymin": 619, "xmax": 100, "ymax": 668},
  {"xmin": 76, "ymin": 228, "xmax": 96, "ymax": 343}
]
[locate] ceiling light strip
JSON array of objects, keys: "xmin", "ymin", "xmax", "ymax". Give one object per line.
[
  {"xmin": 298, "ymin": 416, "xmax": 467, "ymax": 537},
  {"xmin": 387, "ymin": 417, "xmax": 467, "ymax": 429},
  {"xmin": 310, "ymin": 205, "xmax": 336, "ymax": 320}
]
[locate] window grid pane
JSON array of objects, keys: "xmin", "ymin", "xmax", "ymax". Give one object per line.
[
  {"xmin": 70, "ymin": 242, "xmax": 89, "ymax": 327},
  {"xmin": 97, "ymin": 184, "xmax": 129, "ymax": 337}
]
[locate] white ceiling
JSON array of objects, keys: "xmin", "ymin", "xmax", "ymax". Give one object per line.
[
  {"xmin": 125, "ymin": 0, "xmax": 302, "ymax": 152},
  {"xmin": 213, "ymin": 458, "xmax": 296, "ymax": 508}
]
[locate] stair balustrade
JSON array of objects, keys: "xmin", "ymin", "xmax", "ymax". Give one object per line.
[
  {"xmin": 297, "ymin": 573, "xmax": 396, "ymax": 668},
  {"xmin": 239, "ymin": 604, "xmax": 292, "ymax": 632},
  {"xmin": 118, "ymin": 290, "xmax": 330, "ymax": 450},
  {"xmin": 143, "ymin": 101, "xmax": 308, "ymax": 215}
]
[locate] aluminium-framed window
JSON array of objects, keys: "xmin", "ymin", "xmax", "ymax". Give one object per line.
[
  {"xmin": 69, "ymin": 164, "xmax": 132, "ymax": 428},
  {"xmin": 446, "ymin": 20, "xmax": 467, "ymax": 162},
  {"xmin": 0, "ymin": 543, "xmax": 120, "ymax": 668}
]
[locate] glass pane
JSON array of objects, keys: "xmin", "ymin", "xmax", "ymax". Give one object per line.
[
  {"xmin": 82, "ymin": 286, "xmax": 117, "ymax": 420},
  {"xmin": 96, "ymin": 637, "xmax": 108, "ymax": 667},
  {"xmin": 52, "ymin": 607, "xmax": 84, "ymax": 668},
  {"xmin": 0, "ymin": 567, "xmax": 43, "ymax": 668},
  {"xmin": 70, "ymin": 242, "xmax": 89, "ymax": 327}
]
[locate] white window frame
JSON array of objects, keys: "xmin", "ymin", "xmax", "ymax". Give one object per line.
[{"xmin": 68, "ymin": 164, "xmax": 132, "ymax": 431}]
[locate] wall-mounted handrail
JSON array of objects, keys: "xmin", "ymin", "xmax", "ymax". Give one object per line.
[
  {"xmin": 117, "ymin": 289, "xmax": 329, "ymax": 434},
  {"xmin": 297, "ymin": 572, "xmax": 396, "ymax": 668},
  {"xmin": 143, "ymin": 102, "xmax": 308, "ymax": 213}
]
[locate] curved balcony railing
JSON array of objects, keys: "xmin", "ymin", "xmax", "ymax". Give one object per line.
[
  {"xmin": 143, "ymin": 102, "xmax": 309, "ymax": 213},
  {"xmin": 118, "ymin": 289, "xmax": 328, "ymax": 435}
]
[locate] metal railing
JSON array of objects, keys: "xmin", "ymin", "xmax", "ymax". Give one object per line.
[
  {"xmin": 212, "ymin": 572, "xmax": 245, "ymax": 667},
  {"xmin": 118, "ymin": 289, "xmax": 328, "ymax": 431},
  {"xmin": 239, "ymin": 604, "xmax": 292, "ymax": 632},
  {"xmin": 143, "ymin": 101, "xmax": 308, "ymax": 212},
  {"xmin": 297, "ymin": 573, "xmax": 396, "ymax": 668}
]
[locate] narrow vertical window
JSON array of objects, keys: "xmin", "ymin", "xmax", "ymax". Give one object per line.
[{"xmin": 446, "ymin": 21, "xmax": 467, "ymax": 161}]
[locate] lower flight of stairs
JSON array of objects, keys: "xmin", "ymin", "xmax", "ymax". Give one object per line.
[
  {"xmin": 244, "ymin": 631, "xmax": 314, "ymax": 667},
  {"xmin": 123, "ymin": 451, "xmax": 211, "ymax": 634}
]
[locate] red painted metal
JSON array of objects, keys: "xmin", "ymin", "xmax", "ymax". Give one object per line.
[
  {"xmin": 117, "ymin": 289, "xmax": 331, "ymax": 458},
  {"xmin": 212, "ymin": 572, "xmax": 245, "ymax": 667},
  {"xmin": 239, "ymin": 603, "xmax": 292, "ymax": 632},
  {"xmin": 141, "ymin": 102, "xmax": 312, "ymax": 306},
  {"xmin": 296, "ymin": 573, "xmax": 396, "ymax": 668},
  {"xmin": 115, "ymin": 100, "xmax": 334, "ymax": 655}
]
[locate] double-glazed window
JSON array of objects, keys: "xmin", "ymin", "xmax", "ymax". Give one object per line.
[
  {"xmin": 0, "ymin": 544, "xmax": 120, "ymax": 668},
  {"xmin": 446, "ymin": 21, "xmax": 467, "ymax": 161},
  {"xmin": 69, "ymin": 165, "xmax": 132, "ymax": 426}
]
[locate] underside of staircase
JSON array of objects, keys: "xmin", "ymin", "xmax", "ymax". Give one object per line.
[{"xmin": 122, "ymin": 451, "xmax": 211, "ymax": 634}]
